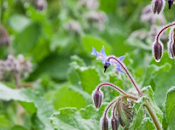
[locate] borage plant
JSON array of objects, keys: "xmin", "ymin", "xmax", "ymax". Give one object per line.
[{"xmin": 91, "ymin": 46, "xmax": 163, "ymax": 130}]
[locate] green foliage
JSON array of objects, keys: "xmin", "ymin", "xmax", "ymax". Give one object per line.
[
  {"xmin": 50, "ymin": 105, "xmax": 105, "ymax": 130},
  {"xmin": 165, "ymin": 87, "xmax": 175, "ymax": 130},
  {"xmin": 1, "ymin": 0, "xmax": 175, "ymax": 130}
]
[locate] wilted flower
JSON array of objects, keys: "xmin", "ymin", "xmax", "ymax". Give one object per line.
[
  {"xmin": 92, "ymin": 46, "xmax": 125, "ymax": 73},
  {"xmin": 152, "ymin": 40, "xmax": 163, "ymax": 62},
  {"xmin": 93, "ymin": 90, "xmax": 103, "ymax": 108},
  {"xmin": 0, "ymin": 24, "xmax": 10, "ymax": 46},
  {"xmin": 151, "ymin": 0, "xmax": 165, "ymax": 14}
]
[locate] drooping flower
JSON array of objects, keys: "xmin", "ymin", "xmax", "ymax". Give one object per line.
[{"xmin": 92, "ymin": 46, "xmax": 125, "ymax": 73}]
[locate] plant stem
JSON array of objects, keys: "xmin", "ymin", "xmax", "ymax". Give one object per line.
[
  {"xmin": 156, "ymin": 22, "xmax": 175, "ymax": 42},
  {"xmin": 144, "ymin": 100, "xmax": 162, "ymax": 130},
  {"xmin": 14, "ymin": 73, "xmax": 22, "ymax": 125},
  {"xmin": 112, "ymin": 101, "xmax": 117, "ymax": 118},
  {"xmin": 107, "ymin": 56, "xmax": 142, "ymax": 96},
  {"xmin": 96, "ymin": 82, "xmax": 138, "ymax": 100},
  {"xmin": 104, "ymin": 99, "xmax": 117, "ymax": 118}
]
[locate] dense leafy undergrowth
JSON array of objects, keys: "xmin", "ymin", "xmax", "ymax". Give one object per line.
[{"xmin": 1, "ymin": 0, "xmax": 175, "ymax": 130}]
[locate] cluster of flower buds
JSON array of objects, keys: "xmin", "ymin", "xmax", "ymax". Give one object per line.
[
  {"xmin": 152, "ymin": 22, "xmax": 175, "ymax": 62},
  {"xmin": 151, "ymin": 0, "xmax": 165, "ymax": 14},
  {"xmin": 0, "ymin": 24, "xmax": 10, "ymax": 46},
  {"xmin": 93, "ymin": 88, "xmax": 134, "ymax": 130},
  {"xmin": 0, "ymin": 55, "xmax": 32, "ymax": 80}
]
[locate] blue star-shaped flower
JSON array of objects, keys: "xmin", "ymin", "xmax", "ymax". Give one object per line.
[{"xmin": 92, "ymin": 46, "xmax": 125, "ymax": 73}]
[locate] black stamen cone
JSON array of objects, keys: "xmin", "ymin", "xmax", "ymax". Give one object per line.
[
  {"xmin": 104, "ymin": 65, "xmax": 107, "ymax": 73},
  {"xmin": 104, "ymin": 63, "xmax": 110, "ymax": 73},
  {"xmin": 168, "ymin": 0, "xmax": 173, "ymax": 9}
]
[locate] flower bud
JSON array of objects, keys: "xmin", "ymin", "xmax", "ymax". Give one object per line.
[
  {"xmin": 151, "ymin": 0, "xmax": 165, "ymax": 14},
  {"xmin": 168, "ymin": 42, "xmax": 175, "ymax": 59},
  {"xmin": 152, "ymin": 41, "xmax": 163, "ymax": 62},
  {"xmin": 101, "ymin": 117, "xmax": 108, "ymax": 130},
  {"xmin": 116, "ymin": 97, "xmax": 133, "ymax": 128},
  {"xmin": 168, "ymin": 0, "xmax": 173, "ymax": 9},
  {"xmin": 111, "ymin": 117, "xmax": 119, "ymax": 130},
  {"xmin": 92, "ymin": 90, "xmax": 103, "ymax": 108}
]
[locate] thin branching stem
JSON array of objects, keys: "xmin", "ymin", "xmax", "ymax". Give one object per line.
[
  {"xmin": 96, "ymin": 82, "xmax": 138, "ymax": 100},
  {"xmin": 156, "ymin": 22, "xmax": 175, "ymax": 42},
  {"xmin": 107, "ymin": 56, "xmax": 142, "ymax": 96},
  {"xmin": 14, "ymin": 73, "xmax": 22, "ymax": 125}
]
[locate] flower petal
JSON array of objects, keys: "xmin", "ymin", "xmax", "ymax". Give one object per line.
[
  {"xmin": 118, "ymin": 56, "xmax": 125, "ymax": 62},
  {"xmin": 116, "ymin": 67, "xmax": 125, "ymax": 73},
  {"xmin": 92, "ymin": 47, "xmax": 98, "ymax": 57},
  {"xmin": 100, "ymin": 46, "xmax": 107, "ymax": 58}
]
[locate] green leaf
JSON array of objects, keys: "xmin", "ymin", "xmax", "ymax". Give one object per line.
[
  {"xmin": 129, "ymin": 97, "xmax": 146, "ymax": 130},
  {"xmin": 129, "ymin": 86, "xmax": 162, "ymax": 130},
  {"xmin": 50, "ymin": 105, "xmax": 105, "ymax": 130},
  {"xmin": 136, "ymin": 118, "xmax": 155, "ymax": 130},
  {"xmin": 45, "ymin": 83, "xmax": 91, "ymax": 109},
  {"xmin": 0, "ymin": 83, "xmax": 54, "ymax": 130},
  {"xmin": 13, "ymin": 23, "xmax": 41, "ymax": 54},
  {"xmin": 99, "ymin": 0, "xmax": 117, "ymax": 13},
  {"xmin": 0, "ymin": 115, "xmax": 12, "ymax": 129},
  {"xmin": 143, "ymin": 86, "xmax": 163, "ymax": 123},
  {"xmin": 8, "ymin": 14, "xmax": 31, "ymax": 32},
  {"xmin": 10, "ymin": 125, "xmax": 28, "ymax": 130},
  {"xmin": 81, "ymin": 35, "xmax": 111, "ymax": 55},
  {"xmin": 165, "ymin": 86, "xmax": 175, "ymax": 130},
  {"xmin": 30, "ymin": 54, "xmax": 70, "ymax": 80}
]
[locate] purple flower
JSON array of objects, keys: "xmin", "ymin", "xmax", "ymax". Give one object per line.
[{"xmin": 92, "ymin": 46, "xmax": 125, "ymax": 73}]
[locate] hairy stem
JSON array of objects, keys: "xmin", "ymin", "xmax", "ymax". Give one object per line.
[
  {"xmin": 104, "ymin": 99, "xmax": 117, "ymax": 118},
  {"xmin": 14, "ymin": 73, "xmax": 22, "ymax": 125},
  {"xmin": 144, "ymin": 100, "xmax": 162, "ymax": 130},
  {"xmin": 96, "ymin": 82, "xmax": 138, "ymax": 100},
  {"xmin": 156, "ymin": 22, "xmax": 175, "ymax": 42},
  {"xmin": 107, "ymin": 56, "xmax": 142, "ymax": 96}
]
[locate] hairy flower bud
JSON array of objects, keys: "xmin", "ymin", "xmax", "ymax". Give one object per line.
[
  {"xmin": 111, "ymin": 117, "xmax": 119, "ymax": 130},
  {"xmin": 168, "ymin": 27, "xmax": 175, "ymax": 58},
  {"xmin": 101, "ymin": 117, "xmax": 108, "ymax": 130},
  {"xmin": 168, "ymin": 42, "xmax": 175, "ymax": 59},
  {"xmin": 152, "ymin": 41, "xmax": 163, "ymax": 62},
  {"xmin": 0, "ymin": 24, "xmax": 10, "ymax": 46},
  {"xmin": 92, "ymin": 90, "xmax": 103, "ymax": 108},
  {"xmin": 116, "ymin": 97, "xmax": 133, "ymax": 128},
  {"xmin": 168, "ymin": 0, "xmax": 173, "ymax": 9},
  {"xmin": 151, "ymin": 0, "xmax": 165, "ymax": 14}
]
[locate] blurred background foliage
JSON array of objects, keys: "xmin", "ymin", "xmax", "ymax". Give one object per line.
[{"xmin": 0, "ymin": 0, "xmax": 175, "ymax": 130}]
